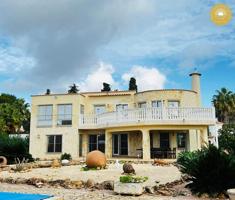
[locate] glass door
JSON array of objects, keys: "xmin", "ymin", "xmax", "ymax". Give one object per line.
[
  {"xmin": 112, "ymin": 133, "xmax": 128, "ymax": 156},
  {"xmin": 97, "ymin": 134, "xmax": 105, "ymax": 153},
  {"xmin": 160, "ymin": 133, "xmax": 170, "ymax": 149},
  {"xmin": 89, "ymin": 134, "xmax": 105, "ymax": 153},
  {"xmin": 94, "ymin": 105, "xmax": 106, "ymax": 114}
]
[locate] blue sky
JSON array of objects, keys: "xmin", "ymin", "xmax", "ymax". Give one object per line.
[{"xmin": 0, "ymin": 0, "xmax": 234, "ymax": 106}]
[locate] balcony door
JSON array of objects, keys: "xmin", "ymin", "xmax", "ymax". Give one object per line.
[
  {"xmin": 116, "ymin": 104, "xmax": 128, "ymax": 111},
  {"xmin": 112, "ymin": 133, "xmax": 128, "ymax": 156},
  {"xmin": 94, "ymin": 105, "xmax": 106, "ymax": 114}
]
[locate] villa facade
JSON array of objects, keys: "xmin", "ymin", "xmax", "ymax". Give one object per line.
[{"xmin": 29, "ymin": 72, "xmax": 216, "ymax": 160}]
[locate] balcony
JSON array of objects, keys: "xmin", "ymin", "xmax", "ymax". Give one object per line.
[{"xmin": 79, "ymin": 107, "xmax": 216, "ymax": 129}]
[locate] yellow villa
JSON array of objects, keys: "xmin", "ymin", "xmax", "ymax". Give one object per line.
[{"xmin": 29, "ymin": 72, "xmax": 216, "ymax": 160}]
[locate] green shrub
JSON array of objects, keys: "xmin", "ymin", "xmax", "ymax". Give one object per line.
[
  {"xmin": 120, "ymin": 175, "xmax": 148, "ymax": 183},
  {"xmin": 0, "ymin": 134, "xmax": 33, "ymax": 164},
  {"xmin": 177, "ymin": 151, "xmax": 199, "ymax": 174},
  {"xmin": 177, "ymin": 145, "xmax": 235, "ymax": 196},
  {"xmin": 60, "ymin": 153, "xmax": 72, "ymax": 160}
]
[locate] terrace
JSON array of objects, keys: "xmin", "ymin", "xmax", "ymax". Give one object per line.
[{"xmin": 79, "ymin": 107, "xmax": 216, "ymax": 129}]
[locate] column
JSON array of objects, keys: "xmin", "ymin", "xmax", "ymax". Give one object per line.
[
  {"xmin": 105, "ymin": 130, "xmax": 112, "ymax": 158},
  {"xmin": 82, "ymin": 134, "xmax": 88, "ymax": 157},
  {"xmin": 142, "ymin": 129, "xmax": 150, "ymax": 160},
  {"xmin": 201, "ymin": 127, "xmax": 208, "ymax": 147},
  {"xmin": 189, "ymin": 129, "xmax": 198, "ymax": 151}
]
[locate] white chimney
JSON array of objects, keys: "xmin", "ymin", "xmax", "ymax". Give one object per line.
[{"xmin": 189, "ymin": 70, "xmax": 201, "ymax": 106}]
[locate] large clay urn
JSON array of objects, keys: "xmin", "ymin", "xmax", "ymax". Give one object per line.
[{"xmin": 86, "ymin": 150, "xmax": 106, "ymax": 168}]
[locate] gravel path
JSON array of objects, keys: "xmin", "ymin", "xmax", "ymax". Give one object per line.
[
  {"xmin": 0, "ymin": 183, "xmax": 208, "ymax": 200},
  {"xmin": 0, "ymin": 164, "xmax": 181, "ymax": 187}
]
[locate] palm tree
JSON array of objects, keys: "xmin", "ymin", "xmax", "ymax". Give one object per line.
[{"xmin": 212, "ymin": 88, "xmax": 235, "ymax": 123}]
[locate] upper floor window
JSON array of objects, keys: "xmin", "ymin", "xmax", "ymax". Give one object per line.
[
  {"xmin": 80, "ymin": 104, "xmax": 84, "ymax": 114},
  {"xmin": 57, "ymin": 104, "xmax": 72, "ymax": 125},
  {"xmin": 138, "ymin": 102, "xmax": 147, "ymax": 108},
  {"xmin": 47, "ymin": 135, "xmax": 62, "ymax": 153},
  {"xmin": 37, "ymin": 105, "xmax": 53, "ymax": 126},
  {"xmin": 168, "ymin": 101, "xmax": 179, "ymax": 108},
  {"xmin": 152, "ymin": 100, "xmax": 162, "ymax": 108},
  {"xmin": 116, "ymin": 104, "xmax": 128, "ymax": 111},
  {"xmin": 94, "ymin": 105, "xmax": 106, "ymax": 114}
]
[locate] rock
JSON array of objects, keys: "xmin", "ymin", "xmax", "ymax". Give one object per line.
[
  {"xmin": 114, "ymin": 182, "xmax": 144, "ymax": 195},
  {"xmin": 102, "ymin": 180, "xmax": 114, "ymax": 190},
  {"xmin": 61, "ymin": 159, "xmax": 70, "ymax": 166},
  {"xmin": 123, "ymin": 163, "xmax": 135, "ymax": 174},
  {"xmin": 86, "ymin": 179, "xmax": 95, "ymax": 188},
  {"xmin": 51, "ymin": 159, "xmax": 61, "ymax": 168},
  {"xmin": 153, "ymin": 159, "xmax": 170, "ymax": 166},
  {"xmin": 145, "ymin": 186, "xmax": 155, "ymax": 194},
  {"xmin": 35, "ymin": 182, "xmax": 44, "ymax": 188},
  {"xmin": 71, "ymin": 180, "xmax": 84, "ymax": 189},
  {"xmin": 0, "ymin": 156, "xmax": 7, "ymax": 166},
  {"xmin": 86, "ymin": 150, "xmax": 106, "ymax": 168},
  {"xmin": 157, "ymin": 189, "xmax": 172, "ymax": 196}
]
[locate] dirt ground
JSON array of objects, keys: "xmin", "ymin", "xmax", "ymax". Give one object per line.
[{"xmin": 0, "ymin": 164, "xmax": 181, "ymax": 187}]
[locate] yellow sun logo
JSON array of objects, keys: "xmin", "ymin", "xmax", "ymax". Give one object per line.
[{"xmin": 210, "ymin": 4, "xmax": 232, "ymax": 26}]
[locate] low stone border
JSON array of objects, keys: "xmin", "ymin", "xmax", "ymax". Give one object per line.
[{"xmin": 0, "ymin": 177, "xmax": 114, "ymax": 191}]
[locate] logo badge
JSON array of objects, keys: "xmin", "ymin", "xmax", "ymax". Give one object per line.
[{"xmin": 210, "ymin": 4, "xmax": 232, "ymax": 26}]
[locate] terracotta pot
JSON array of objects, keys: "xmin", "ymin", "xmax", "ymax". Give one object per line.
[
  {"xmin": 0, "ymin": 156, "xmax": 7, "ymax": 166},
  {"xmin": 86, "ymin": 150, "xmax": 106, "ymax": 168}
]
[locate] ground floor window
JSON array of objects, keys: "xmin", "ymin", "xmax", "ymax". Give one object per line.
[
  {"xmin": 47, "ymin": 135, "xmax": 62, "ymax": 153},
  {"xmin": 89, "ymin": 134, "xmax": 105, "ymax": 153},
  {"xmin": 177, "ymin": 133, "xmax": 186, "ymax": 148}
]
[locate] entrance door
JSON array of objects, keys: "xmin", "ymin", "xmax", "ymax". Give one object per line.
[
  {"xmin": 112, "ymin": 133, "xmax": 128, "ymax": 156},
  {"xmin": 89, "ymin": 134, "xmax": 105, "ymax": 153},
  {"xmin": 160, "ymin": 133, "xmax": 170, "ymax": 149}
]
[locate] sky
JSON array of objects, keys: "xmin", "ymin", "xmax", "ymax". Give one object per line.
[{"xmin": 0, "ymin": 0, "xmax": 235, "ymax": 106}]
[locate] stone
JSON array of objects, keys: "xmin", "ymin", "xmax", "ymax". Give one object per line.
[
  {"xmin": 86, "ymin": 150, "xmax": 106, "ymax": 168},
  {"xmin": 61, "ymin": 159, "xmax": 70, "ymax": 166},
  {"xmin": 71, "ymin": 180, "xmax": 84, "ymax": 189},
  {"xmin": 86, "ymin": 179, "xmax": 95, "ymax": 188},
  {"xmin": 145, "ymin": 186, "xmax": 155, "ymax": 194},
  {"xmin": 0, "ymin": 156, "xmax": 7, "ymax": 166},
  {"xmin": 114, "ymin": 182, "xmax": 144, "ymax": 195},
  {"xmin": 123, "ymin": 163, "xmax": 135, "ymax": 174},
  {"xmin": 102, "ymin": 180, "xmax": 114, "ymax": 190},
  {"xmin": 51, "ymin": 159, "xmax": 61, "ymax": 168},
  {"xmin": 157, "ymin": 189, "xmax": 172, "ymax": 196},
  {"xmin": 153, "ymin": 159, "xmax": 170, "ymax": 166}
]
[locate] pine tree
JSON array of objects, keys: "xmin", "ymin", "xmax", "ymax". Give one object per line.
[
  {"xmin": 101, "ymin": 82, "xmax": 111, "ymax": 92},
  {"xmin": 129, "ymin": 77, "xmax": 138, "ymax": 92}
]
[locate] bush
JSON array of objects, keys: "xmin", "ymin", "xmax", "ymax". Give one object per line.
[
  {"xmin": 177, "ymin": 151, "xmax": 199, "ymax": 174},
  {"xmin": 120, "ymin": 175, "xmax": 148, "ymax": 183},
  {"xmin": 0, "ymin": 134, "xmax": 33, "ymax": 164},
  {"xmin": 60, "ymin": 153, "xmax": 72, "ymax": 160},
  {"xmin": 177, "ymin": 145, "xmax": 235, "ymax": 196}
]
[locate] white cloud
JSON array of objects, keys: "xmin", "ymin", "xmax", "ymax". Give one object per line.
[
  {"xmin": 0, "ymin": 46, "xmax": 35, "ymax": 73},
  {"xmin": 122, "ymin": 66, "xmax": 166, "ymax": 91},
  {"xmin": 79, "ymin": 62, "xmax": 119, "ymax": 92}
]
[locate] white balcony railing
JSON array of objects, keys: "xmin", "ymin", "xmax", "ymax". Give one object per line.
[{"xmin": 79, "ymin": 107, "xmax": 216, "ymax": 128}]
